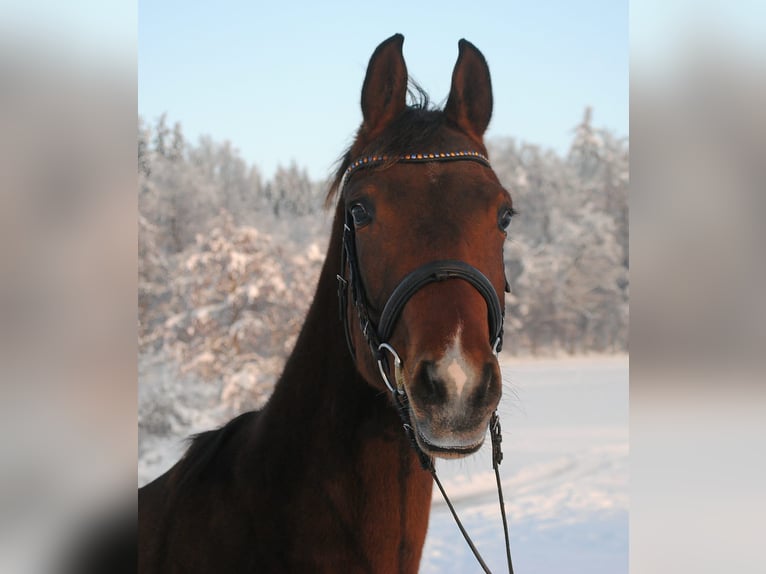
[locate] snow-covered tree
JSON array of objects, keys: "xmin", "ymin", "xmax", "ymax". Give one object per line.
[
  {"xmin": 490, "ymin": 108, "xmax": 628, "ymax": 354},
  {"xmin": 138, "ymin": 110, "xmax": 629, "ymax": 454}
]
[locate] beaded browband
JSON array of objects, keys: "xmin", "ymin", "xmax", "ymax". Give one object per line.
[{"xmin": 339, "ymin": 150, "xmax": 491, "ymax": 191}]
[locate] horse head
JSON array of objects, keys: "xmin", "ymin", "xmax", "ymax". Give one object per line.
[{"xmin": 336, "ymin": 34, "xmax": 514, "ymax": 459}]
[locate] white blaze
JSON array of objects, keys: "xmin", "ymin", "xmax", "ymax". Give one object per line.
[
  {"xmin": 447, "ymin": 359, "xmax": 468, "ymax": 395},
  {"xmin": 438, "ymin": 324, "xmax": 476, "ymax": 397}
]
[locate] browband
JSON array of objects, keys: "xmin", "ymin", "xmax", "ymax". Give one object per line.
[{"xmin": 338, "ymin": 150, "xmax": 490, "ymax": 191}]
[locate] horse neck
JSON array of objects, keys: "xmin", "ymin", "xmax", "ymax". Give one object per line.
[{"xmin": 248, "ymin": 202, "xmax": 434, "ymax": 571}]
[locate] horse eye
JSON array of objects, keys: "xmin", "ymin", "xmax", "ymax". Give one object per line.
[
  {"xmin": 498, "ymin": 207, "xmax": 515, "ymax": 231},
  {"xmin": 350, "ymin": 204, "xmax": 371, "ymax": 227}
]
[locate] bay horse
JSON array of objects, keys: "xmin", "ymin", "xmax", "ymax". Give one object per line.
[{"xmin": 139, "ymin": 34, "xmax": 515, "ymax": 573}]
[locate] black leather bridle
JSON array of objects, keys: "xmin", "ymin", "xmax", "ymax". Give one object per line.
[{"xmin": 335, "ymin": 150, "xmax": 515, "ymax": 574}]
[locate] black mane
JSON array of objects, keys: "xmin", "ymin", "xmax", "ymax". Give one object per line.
[{"xmin": 175, "ymin": 410, "xmax": 259, "ymax": 488}]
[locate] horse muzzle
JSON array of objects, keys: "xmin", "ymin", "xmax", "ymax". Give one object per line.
[{"xmin": 404, "ymin": 353, "xmax": 502, "ymax": 459}]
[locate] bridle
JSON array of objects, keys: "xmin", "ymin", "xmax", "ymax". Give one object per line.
[
  {"xmin": 336, "ymin": 150, "xmax": 515, "ymax": 574},
  {"xmin": 336, "ymin": 151, "xmax": 507, "ymax": 376}
]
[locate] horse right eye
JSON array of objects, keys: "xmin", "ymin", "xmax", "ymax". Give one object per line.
[
  {"xmin": 498, "ymin": 207, "xmax": 516, "ymax": 231},
  {"xmin": 350, "ymin": 204, "xmax": 372, "ymax": 227}
]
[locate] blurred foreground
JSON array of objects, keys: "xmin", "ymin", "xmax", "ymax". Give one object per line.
[{"xmin": 1, "ymin": 1, "xmax": 766, "ymax": 572}]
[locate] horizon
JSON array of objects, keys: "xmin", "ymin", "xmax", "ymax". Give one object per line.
[{"xmin": 139, "ymin": 103, "xmax": 622, "ymax": 183}]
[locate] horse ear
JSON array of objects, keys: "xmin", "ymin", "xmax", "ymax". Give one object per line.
[
  {"xmin": 361, "ymin": 34, "xmax": 408, "ymax": 140},
  {"xmin": 444, "ymin": 39, "xmax": 493, "ymax": 141}
]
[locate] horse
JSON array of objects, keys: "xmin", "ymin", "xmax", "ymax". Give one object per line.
[{"xmin": 139, "ymin": 33, "xmax": 515, "ymax": 573}]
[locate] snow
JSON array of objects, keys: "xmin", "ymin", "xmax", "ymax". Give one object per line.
[
  {"xmin": 420, "ymin": 356, "xmax": 628, "ymax": 573},
  {"xmin": 138, "ymin": 356, "xmax": 628, "ymax": 572}
]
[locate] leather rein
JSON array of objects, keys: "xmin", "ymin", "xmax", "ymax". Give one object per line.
[{"xmin": 336, "ymin": 150, "xmax": 515, "ymax": 574}]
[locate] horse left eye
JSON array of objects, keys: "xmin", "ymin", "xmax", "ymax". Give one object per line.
[
  {"xmin": 498, "ymin": 207, "xmax": 515, "ymax": 231},
  {"xmin": 350, "ymin": 204, "xmax": 371, "ymax": 227}
]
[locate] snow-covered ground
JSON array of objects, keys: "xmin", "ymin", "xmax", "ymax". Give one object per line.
[
  {"xmin": 139, "ymin": 355, "xmax": 628, "ymax": 573},
  {"xmin": 421, "ymin": 356, "xmax": 628, "ymax": 573}
]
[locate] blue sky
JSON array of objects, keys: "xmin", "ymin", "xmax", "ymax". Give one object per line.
[{"xmin": 139, "ymin": 0, "xmax": 627, "ymax": 180}]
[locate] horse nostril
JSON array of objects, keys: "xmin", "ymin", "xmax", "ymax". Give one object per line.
[
  {"xmin": 483, "ymin": 362, "xmax": 496, "ymax": 393},
  {"xmin": 470, "ymin": 362, "xmax": 500, "ymax": 407},
  {"xmin": 415, "ymin": 360, "xmax": 447, "ymax": 403}
]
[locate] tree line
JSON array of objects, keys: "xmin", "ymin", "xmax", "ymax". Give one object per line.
[{"xmin": 139, "ymin": 108, "xmax": 628, "ymax": 411}]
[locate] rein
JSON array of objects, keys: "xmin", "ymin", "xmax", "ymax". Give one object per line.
[{"xmin": 336, "ymin": 151, "xmax": 515, "ymax": 574}]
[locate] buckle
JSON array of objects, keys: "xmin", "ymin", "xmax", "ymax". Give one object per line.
[{"xmin": 377, "ymin": 343, "xmax": 405, "ymax": 395}]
